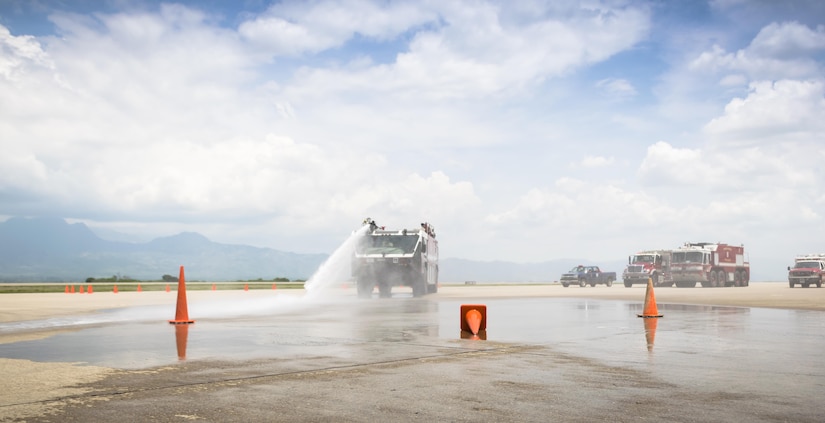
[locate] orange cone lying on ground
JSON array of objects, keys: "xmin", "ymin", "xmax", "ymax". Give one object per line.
[
  {"xmin": 638, "ymin": 277, "xmax": 663, "ymax": 318},
  {"xmin": 169, "ymin": 266, "xmax": 194, "ymax": 325}
]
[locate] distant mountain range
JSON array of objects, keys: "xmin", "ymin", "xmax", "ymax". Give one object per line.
[{"xmin": 0, "ymin": 217, "xmax": 622, "ymax": 283}]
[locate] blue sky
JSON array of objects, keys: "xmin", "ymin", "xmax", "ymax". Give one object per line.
[{"xmin": 1, "ymin": 0, "xmax": 824, "ymax": 280}]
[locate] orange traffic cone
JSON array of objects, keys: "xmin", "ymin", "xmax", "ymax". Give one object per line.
[
  {"xmin": 70, "ymin": 285, "xmax": 75, "ymax": 294},
  {"xmin": 165, "ymin": 284, "xmax": 170, "ymax": 292},
  {"xmin": 79, "ymin": 285, "xmax": 85, "ymax": 294},
  {"xmin": 272, "ymin": 283, "xmax": 277, "ymax": 290},
  {"xmin": 113, "ymin": 285, "xmax": 119, "ymax": 294},
  {"xmin": 87, "ymin": 285, "xmax": 93, "ymax": 294},
  {"xmin": 638, "ymin": 277, "xmax": 663, "ymax": 318},
  {"xmin": 137, "ymin": 284, "xmax": 143, "ymax": 292},
  {"xmin": 211, "ymin": 283, "xmax": 216, "ymax": 291},
  {"xmin": 169, "ymin": 266, "xmax": 195, "ymax": 324},
  {"xmin": 65, "ymin": 285, "xmax": 70, "ymax": 294},
  {"xmin": 244, "ymin": 284, "xmax": 249, "ymax": 291}
]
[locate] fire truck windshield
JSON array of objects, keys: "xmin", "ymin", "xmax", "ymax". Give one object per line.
[
  {"xmin": 632, "ymin": 255, "xmax": 655, "ymax": 263},
  {"xmin": 672, "ymin": 251, "xmax": 704, "ymax": 264},
  {"xmin": 357, "ymin": 234, "xmax": 419, "ymax": 255},
  {"xmin": 794, "ymin": 261, "xmax": 821, "ymax": 269}
]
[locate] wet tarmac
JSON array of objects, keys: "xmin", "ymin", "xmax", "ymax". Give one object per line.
[{"xmin": 1, "ymin": 291, "xmax": 824, "ymax": 422}]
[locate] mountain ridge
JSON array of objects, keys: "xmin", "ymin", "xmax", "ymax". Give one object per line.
[{"xmin": 0, "ymin": 217, "xmax": 623, "ymax": 283}]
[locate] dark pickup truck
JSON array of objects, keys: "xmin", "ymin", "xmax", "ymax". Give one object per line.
[{"xmin": 560, "ymin": 265, "xmax": 617, "ymax": 287}]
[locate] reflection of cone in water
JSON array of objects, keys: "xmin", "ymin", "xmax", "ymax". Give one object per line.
[
  {"xmin": 637, "ymin": 277, "xmax": 663, "ymax": 318},
  {"xmin": 169, "ymin": 266, "xmax": 195, "ymax": 324},
  {"xmin": 644, "ymin": 317, "xmax": 658, "ymax": 352},
  {"xmin": 175, "ymin": 324, "xmax": 190, "ymax": 360}
]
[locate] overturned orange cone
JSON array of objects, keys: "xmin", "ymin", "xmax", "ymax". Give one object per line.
[
  {"xmin": 460, "ymin": 304, "xmax": 487, "ymax": 339},
  {"xmin": 169, "ymin": 266, "xmax": 194, "ymax": 325},
  {"xmin": 638, "ymin": 277, "xmax": 663, "ymax": 318}
]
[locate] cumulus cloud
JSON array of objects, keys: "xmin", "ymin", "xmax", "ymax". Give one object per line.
[
  {"xmin": 704, "ymin": 79, "xmax": 825, "ymax": 143},
  {"xmin": 689, "ymin": 21, "xmax": 825, "ymax": 82}
]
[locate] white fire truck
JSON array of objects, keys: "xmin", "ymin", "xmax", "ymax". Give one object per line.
[
  {"xmin": 351, "ymin": 218, "xmax": 439, "ymax": 298},
  {"xmin": 670, "ymin": 242, "xmax": 750, "ymax": 288},
  {"xmin": 787, "ymin": 254, "xmax": 825, "ymax": 288},
  {"xmin": 622, "ymin": 250, "xmax": 673, "ymax": 287}
]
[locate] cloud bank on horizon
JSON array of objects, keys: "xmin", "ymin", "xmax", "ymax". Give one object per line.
[{"xmin": 1, "ymin": 0, "xmax": 823, "ymax": 273}]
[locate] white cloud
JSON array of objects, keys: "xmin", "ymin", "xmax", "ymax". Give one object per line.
[
  {"xmin": 689, "ymin": 22, "xmax": 825, "ymax": 81},
  {"xmin": 572, "ymin": 155, "xmax": 615, "ymax": 168},
  {"xmin": 704, "ymin": 79, "xmax": 825, "ymax": 143},
  {"xmin": 595, "ymin": 78, "xmax": 637, "ymax": 98}
]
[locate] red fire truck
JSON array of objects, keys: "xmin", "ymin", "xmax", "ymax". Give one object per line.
[
  {"xmin": 622, "ymin": 250, "xmax": 673, "ymax": 287},
  {"xmin": 670, "ymin": 242, "xmax": 750, "ymax": 288}
]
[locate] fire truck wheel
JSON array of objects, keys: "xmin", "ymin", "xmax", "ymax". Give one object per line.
[
  {"xmin": 623, "ymin": 281, "xmax": 632, "ymax": 288},
  {"xmin": 734, "ymin": 271, "xmax": 742, "ymax": 287},
  {"xmin": 378, "ymin": 282, "xmax": 392, "ymax": 298},
  {"xmin": 789, "ymin": 281, "xmax": 794, "ymax": 288},
  {"xmin": 709, "ymin": 271, "xmax": 719, "ymax": 288},
  {"xmin": 717, "ymin": 271, "xmax": 727, "ymax": 287},
  {"xmin": 427, "ymin": 282, "xmax": 438, "ymax": 294},
  {"xmin": 412, "ymin": 276, "xmax": 426, "ymax": 297},
  {"xmin": 579, "ymin": 278, "xmax": 586, "ymax": 288},
  {"xmin": 357, "ymin": 279, "xmax": 373, "ymax": 298}
]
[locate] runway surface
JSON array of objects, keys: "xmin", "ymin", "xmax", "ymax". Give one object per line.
[{"xmin": 0, "ymin": 284, "xmax": 824, "ymax": 422}]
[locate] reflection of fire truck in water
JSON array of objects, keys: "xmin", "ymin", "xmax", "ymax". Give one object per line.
[
  {"xmin": 351, "ymin": 218, "xmax": 438, "ymax": 298},
  {"xmin": 670, "ymin": 242, "xmax": 750, "ymax": 288},
  {"xmin": 622, "ymin": 250, "xmax": 673, "ymax": 288}
]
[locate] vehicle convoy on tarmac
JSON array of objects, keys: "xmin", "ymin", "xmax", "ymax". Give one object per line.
[
  {"xmin": 670, "ymin": 242, "xmax": 750, "ymax": 288},
  {"xmin": 622, "ymin": 250, "xmax": 673, "ymax": 288},
  {"xmin": 351, "ymin": 218, "xmax": 438, "ymax": 298},
  {"xmin": 787, "ymin": 254, "xmax": 825, "ymax": 288},
  {"xmin": 560, "ymin": 265, "xmax": 617, "ymax": 287}
]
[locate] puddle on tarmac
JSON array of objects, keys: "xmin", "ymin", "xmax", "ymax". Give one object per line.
[{"xmin": 0, "ymin": 298, "xmax": 823, "ymax": 378}]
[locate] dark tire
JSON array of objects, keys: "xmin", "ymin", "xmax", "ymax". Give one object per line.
[
  {"xmin": 709, "ymin": 271, "xmax": 718, "ymax": 288},
  {"xmin": 378, "ymin": 282, "xmax": 392, "ymax": 298},
  {"xmin": 579, "ymin": 278, "xmax": 586, "ymax": 288},
  {"xmin": 624, "ymin": 281, "xmax": 632, "ymax": 288},
  {"xmin": 357, "ymin": 278, "xmax": 373, "ymax": 299},
  {"xmin": 427, "ymin": 283, "xmax": 438, "ymax": 294},
  {"xmin": 562, "ymin": 282, "xmax": 569, "ymax": 288},
  {"xmin": 717, "ymin": 271, "xmax": 727, "ymax": 287},
  {"xmin": 789, "ymin": 281, "xmax": 794, "ymax": 288},
  {"xmin": 412, "ymin": 276, "xmax": 426, "ymax": 297},
  {"xmin": 734, "ymin": 271, "xmax": 742, "ymax": 287},
  {"xmin": 818, "ymin": 278, "xmax": 822, "ymax": 288},
  {"xmin": 606, "ymin": 278, "xmax": 614, "ymax": 287}
]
